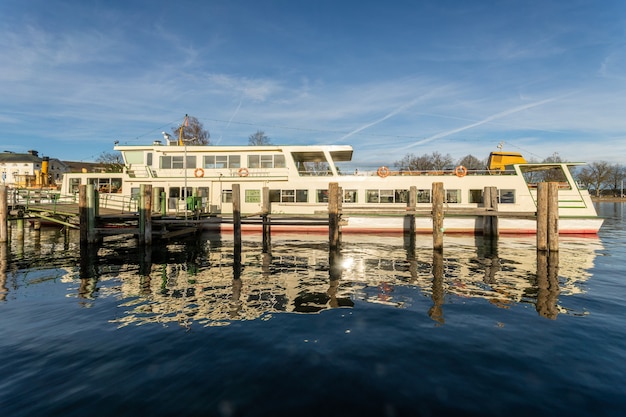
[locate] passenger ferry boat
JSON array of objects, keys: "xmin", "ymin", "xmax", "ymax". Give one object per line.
[{"xmin": 59, "ymin": 139, "xmax": 603, "ymax": 234}]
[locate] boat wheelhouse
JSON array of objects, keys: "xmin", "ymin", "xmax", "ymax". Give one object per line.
[{"xmin": 59, "ymin": 141, "xmax": 603, "ymax": 234}]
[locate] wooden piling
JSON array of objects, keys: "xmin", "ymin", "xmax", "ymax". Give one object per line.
[
  {"xmin": 87, "ymin": 185, "xmax": 97, "ymax": 244},
  {"xmin": 153, "ymin": 187, "xmax": 163, "ymax": 214},
  {"xmin": 483, "ymin": 186, "xmax": 499, "ymax": 237},
  {"xmin": 79, "ymin": 185, "xmax": 88, "ymax": 244},
  {"xmin": 432, "ymin": 182, "xmax": 444, "ymax": 251},
  {"xmin": 232, "ymin": 183, "xmax": 241, "ymax": 250},
  {"xmin": 143, "ymin": 185, "xmax": 152, "ymax": 245},
  {"xmin": 548, "ymin": 182, "xmax": 559, "ymax": 252},
  {"xmin": 0, "ymin": 185, "xmax": 7, "ymax": 243},
  {"xmin": 328, "ymin": 182, "xmax": 341, "ymax": 250},
  {"xmin": 537, "ymin": 183, "xmax": 548, "ymax": 251},
  {"xmin": 262, "ymin": 186, "xmax": 271, "ymax": 253}
]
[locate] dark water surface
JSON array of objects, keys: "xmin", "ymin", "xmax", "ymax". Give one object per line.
[{"xmin": 1, "ymin": 203, "xmax": 625, "ymax": 416}]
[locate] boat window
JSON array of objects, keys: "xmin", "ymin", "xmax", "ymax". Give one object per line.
[
  {"xmin": 248, "ymin": 155, "xmax": 260, "ymax": 168},
  {"xmin": 469, "ymin": 189, "xmax": 483, "ymax": 204},
  {"xmin": 70, "ymin": 178, "xmax": 81, "ymax": 194},
  {"xmin": 222, "ymin": 190, "xmax": 233, "ymax": 203},
  {"xmin": 270, "ymin": 189, "xmax": 308, "ymax": 203},
  {"xmin": 292, "ymin": 151, "xmax": 331, "ymax": 176},
  {"xmin": 146, "ymin": 153, "xmax": 152, "ymax": 166},
  {"xmin": 203, "ymin": 155, "xmax": 235, "ymax": 168},
  {"xmin": 247, "ymin": 154, "xmax": 284, "ymax": 169},
  {"xmin": 366, "ymin": 189, "xmax": 409, "ymax": 203},
  {"xmin": 125, "ymin": 151, "xmax": 143, "ymax": 164},
  {"xmin": 498, "ymin": 189, "xmax": 515, "ymax": 204},
  {"xmin": 343, "ymin": 189, "xmax": 358, "ymax": 203},
  {"xmin": 445, "ymin": 189, "xmax": 461, "ymax": 203},
  {"xmin": 417, "ymin": 189, "xmax": 431, "ymax": 203},
  {"xmin": 87, "ymin": 177, "xmax": 123, "ymax": 193},
  {"xmin": 316, "ymin": 189, "xmax": 328, "ymax": 203},
  {"xmin": 215, "ymin": 155, "xmax": 228, "ymax": 169},
  {"xmin": 260, "ymin": 155, "xmax": 274, "ymax": 168}
]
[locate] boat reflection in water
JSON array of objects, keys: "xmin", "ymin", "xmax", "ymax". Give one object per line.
[{"xmin": 62, "ymin": 231, "xmax": 600, "ymax": 328}]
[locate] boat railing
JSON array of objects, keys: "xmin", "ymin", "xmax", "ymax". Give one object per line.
[{"xmin": 341, "ymin": 168, "xmax": 515, "ymax": 176}]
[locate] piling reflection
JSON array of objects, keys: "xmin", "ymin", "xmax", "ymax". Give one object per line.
[{"xmin": 0, "ymin": 226, "xmax": 602, "ymax": 327}]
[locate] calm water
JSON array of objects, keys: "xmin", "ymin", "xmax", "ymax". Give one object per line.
[{"xmin": 1, "ymin": 203, "xmax": 625, "ymax": 417}]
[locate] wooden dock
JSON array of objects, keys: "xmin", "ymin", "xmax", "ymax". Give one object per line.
[{"xmin": 0, "ymin": 183, "xmax": 560, "ymax": 252}]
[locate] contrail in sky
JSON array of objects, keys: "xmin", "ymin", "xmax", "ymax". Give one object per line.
[
  {"xmin": 339, "ymin": 97, "xmax": 423, "ymax": 141},
  {"xmin": 402, "ymin": 96, "xmax": 559, "ymax": 150},
  {"xmin": 226, "ymin": 99, "xmax": 243, "ymax": 129},
  {"xmin": 216, "ymin": 98, "xmax": 243, "ymax": 144}
]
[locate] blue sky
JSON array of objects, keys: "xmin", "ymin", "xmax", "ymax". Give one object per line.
[{"xmin": 2, "ymin": 0, "xmax": 625, "ymax": 167}]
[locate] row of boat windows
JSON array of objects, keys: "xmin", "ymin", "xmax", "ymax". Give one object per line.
[
  {"xmin": 222, "ymin": 188, "xmax": 517, "ymax": 204},
  {"xmin": 158, "ymin": 154, "xmax": 286, "ymax": 169},
  {"xmin": 72, "ymin": 178, "xmax": 516, "ymax": 204}
]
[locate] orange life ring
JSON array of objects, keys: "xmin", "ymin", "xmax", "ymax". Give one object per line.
[
  {"xmin": 194, "ymin": 168, "xmax": 204, "ymax": 178},
  {"xmin": 377, "ymin": 166, "xmax": 390, "ymax": 178},
  {"xmin": 454, "ymin": 165, "xmax": 467, "ymax": 177},
  {"xmin": 238, "ymin": 167, "xmax": 249, "ymax": 177}
]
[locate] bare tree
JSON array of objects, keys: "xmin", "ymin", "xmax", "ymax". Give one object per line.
[
  {"xmin": 172, "ymin": 115, "xmax": 210, "ymax": 145},
  {"xmin": 457, "ymin": 154, "xmax": 485, "ymax": 170},
  {"xmin": 576, "ymin": 161, "xmax": 612, "ymax": 197},
  {"xmin": 606, "ymin": 163, "xmax": 625, "ymax": 196},
  {"xmin": 394, "ymin": 151, "xmax": 453, "ymax": 171},
  {"xmin": 249, "ymin": 130, "xmax": 271, "ymax": 145},
  {"xmin": 95, "ymin": 151, "xmax": 124, "ymax": 173},
  {"xmin": 430, "ymin": 151, "xmax": 454, "ymax": 171}
]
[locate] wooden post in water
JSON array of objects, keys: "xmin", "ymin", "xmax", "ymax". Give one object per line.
[
  {"xmin": 432, "ymin": 182, "xmax": 444, "ymax": 251},
  {"xmin": 262, "ymin": 186, "xmax": 271, "ymax": 253},
  {"xmin": 548, "ymin": 182, "xmax": 559, "ymax": 252},
  {"xmin": 0, "ymin": 185, "xmax": 7, "ymax": 243},
  {"xmin": 138, "ymin": 184, "xmax": 146, "ymax": 245},
  {"xmin": 87, "ymin": 185, "xmax": 97, "ymax": 244},
  {"xmin": 328, "ymin": 182, "xmax": 341, "ymax": 250},
  {"xmin": 537, "ymin": 183, "xmax": 548, "ymax": 251},
  {"xmin": 232, "ymin": 183, "xmax": 241, "ymax": 250},
  {"xmin": 144, "ymin": 185, "xmax": 152, "ymax": 245},
  {"xmin": 79, "ymin": 185, "xmax": 88, "ymax": 245},
  {"xmin": 153, "ymin": 187, "xmax": 163, "ymax": 214},
  {"xmin": 483, "ymin": 186, "xmax": 499, "ymax": 237}
]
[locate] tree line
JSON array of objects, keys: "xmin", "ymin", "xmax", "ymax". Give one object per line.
[
  {"xmin": 95, "ymin": 115, "xmax": 625, "ymax": 197},
  {"xmin": 394, "ymin": 151, "xmax": 625, "ymax": 197}
]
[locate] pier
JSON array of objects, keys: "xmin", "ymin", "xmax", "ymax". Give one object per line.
[{"xmin": 1, "ymin": 182, "xmax": 560, "ymax": 250}]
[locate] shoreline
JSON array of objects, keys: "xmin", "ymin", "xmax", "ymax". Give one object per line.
[{"xmin": 591, "ymin": 197, "xmax": 625, "ymax": 202}]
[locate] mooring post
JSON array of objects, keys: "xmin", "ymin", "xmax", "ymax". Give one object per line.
[
  {"xmin": 262, "ymin": 186, "xmax": 271, "ymax": 253},
  {"xmin": 548, "ymin": 182, "xmax": 559, "ymax": 252},
  {"xmin": 432, "ymin": 182, "xmax": 444, "ymax": 251},
  {"xmin": 86, "ymin": 185, "xmax": 97, "ymax": 244},
  {"xmin": 79, "ymin": 185, "xmax": 88, "ymax": 245},
  {"xmin": 407, "ymin": 186, "xmax": 416, "ymax": 238},
  {"xmin": 153, "ymin": 187, "xmax": 163, "ymax": 214},
  {"xmin": 483, "ymin": 186, "xmax": 499, "ymax": 237},
  {"xmin": 138, "ymin": 184, "xmax": 146, "ymax": 245},
  {"xmin": 0, "ymin": 185, "xmax": 7, "ymax": 243},
  {"xmin": 233, "ymin": 183, "xmax": 241, "ymax": 250},
  {"xmin": 328, "ymin": 182, "xmax": 340, "ymax": 250},
  {"xmin": 144, "ymin": 184, "xmax": 152, "ymax": 245},
  {"xmin": 537, "ymin": 182, "xmax": 548, "ymax": 251}
]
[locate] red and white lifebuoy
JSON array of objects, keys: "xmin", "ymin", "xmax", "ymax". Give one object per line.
[
  {"xmin": 377, "ymin": 166, "xmax": 390, "ymax": 178},
  {"xmin": 454, "ymin": 165, "xmax": 467, "ymax": 177},
  {"xmin": 194, "ymin": 168, "xmax": 204, "ymax": 178},
  {"xmin": 238, "ymin": 167, "xmax": 249, "ymax": 177}
]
